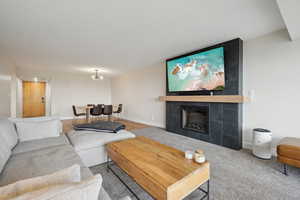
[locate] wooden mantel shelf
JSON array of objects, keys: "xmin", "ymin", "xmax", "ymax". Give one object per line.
[{"xmin": 159, "ymin": 95, "xmax": 249, "ymax": 103}]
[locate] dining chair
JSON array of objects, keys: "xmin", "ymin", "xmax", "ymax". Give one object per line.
[
  {"xmin": 103, "ymin": 105, "xmax": 113, "ymax": 121},
  {"xmin": 90, "ymin": 104, "xmax": 102, "ymax": 121},
  {"xmin": 72, "ymin": 105, "xmax": 86, "ymax": 124},
  {"xmin": 87, "ymin": 104, "xmax": 95, "ymax": 117},
  {"xmin": 113, "ymin": 104, "xmax": 122, "ymax": 120},
  {"xmin": 97, "ymin": 104, "xmax": 104, "ymax": 118}
]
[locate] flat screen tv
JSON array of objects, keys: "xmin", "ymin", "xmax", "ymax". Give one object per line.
[{"xmin": 166, "ymin": 47, "xmax": 225, "ymax": 92}]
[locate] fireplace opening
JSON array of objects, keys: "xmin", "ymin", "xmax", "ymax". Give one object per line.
[{"xmin": 181, "ymin": 106, "xmax": 209, "ymax": 134}]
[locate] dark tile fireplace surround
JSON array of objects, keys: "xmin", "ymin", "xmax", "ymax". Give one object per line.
[
  {"xmin": 165, "ymin": 39, "xmax": 243, "ymax": 150},
  {"xmin": 166, "ymin": 102, "xmax": 242, "ymax": 149}
]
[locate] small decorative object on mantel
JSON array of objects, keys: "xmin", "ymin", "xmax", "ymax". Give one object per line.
[
  {"xmin": 185, "ymin": 150, "xmax": 194, "ymax": 160},
  {"xmin": 194, "ymin": 149, "xmax": 206, "ymax": 163}
]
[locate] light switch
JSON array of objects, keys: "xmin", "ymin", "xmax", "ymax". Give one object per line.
[{"xmin": 248, "ymin": 90, "xmax": 255, "ymax": 102}]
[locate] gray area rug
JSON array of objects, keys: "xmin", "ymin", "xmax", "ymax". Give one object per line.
[{"xmin": 90, "ymin": 127, "xmax": 300, "ymax": 200}]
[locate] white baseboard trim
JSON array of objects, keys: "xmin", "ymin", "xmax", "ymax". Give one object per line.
[
  {"xmin": 243, "ymin": 140, "xmax": 277, "ymax": 156},
  {"xmin": 120, "ymin": 116, "xmax": 165, "ymax": 129},
  {"xmin": 56, "ymin": 116, "xmax": 86, "ymax": 120},
  {"xmin": 59, "ymin": 116, "xmax": 73, "ymax": 120},
  {"xmin": 243, "ymin": 141, "xmax": 252, "ymax": 150}
]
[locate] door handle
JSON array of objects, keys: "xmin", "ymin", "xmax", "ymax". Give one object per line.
[{"xmin": 41, "ymin": 97, "xmax": 45, "ymax": 104}]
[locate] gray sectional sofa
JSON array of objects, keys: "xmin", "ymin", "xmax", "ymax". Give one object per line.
[{"xmin": 0, "ymin": 118, "xmax": 123, "ymax": 200}]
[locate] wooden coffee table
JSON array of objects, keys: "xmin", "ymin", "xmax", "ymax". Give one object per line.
[{"xmin": 106, "ymin": 136, "xmax": 210, "ymax": 200}]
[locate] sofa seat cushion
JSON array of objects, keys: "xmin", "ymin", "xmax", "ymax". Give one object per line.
[
  {"xmin": 67, "ymin": 130, "xmax": 135, "ymax": 152},
  {"xmin": 0, "ymin": 145, "xmax": 92, "ymax": 187},
  {"xmin": 12, "ymin": 135, "xmax": 70, "ymax": 155},
  {"xmin": 277, "ymin": 137, "xmax": 300, "ymax": 161}
]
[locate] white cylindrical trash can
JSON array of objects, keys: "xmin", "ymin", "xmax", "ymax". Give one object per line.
[{"xmin": 252, "ymin": 128, "xmax": 272, "ymax": 159}]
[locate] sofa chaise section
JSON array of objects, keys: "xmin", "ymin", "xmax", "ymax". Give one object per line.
[{"xmin": 67, "ymin": 129, "xmax": 135, "ymax": 167}]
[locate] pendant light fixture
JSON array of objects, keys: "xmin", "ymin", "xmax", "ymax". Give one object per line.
[{"xmin": 91, "ymin": 69, "xmax": 104, "ymax": 80}]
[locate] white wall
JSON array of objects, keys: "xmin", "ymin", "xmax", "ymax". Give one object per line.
[
  {"xmin": 10, "ymin": 73, "xmax": 17, "ymax": 117},
  {"xmin": 111, "ymin": 64, "xmax": 165, "ymax": 127},
  {"xmin": 0, "ymin": 56, "xmax": 15, "ymax": 117},
  {"xmin": 111, "ymin": 29, "xmax": 300, "ymax": 150},
  {"xmin": 16, "ymin": 78, "xmax": 23, "ymax": 117},
  {"xmin": 50, "ymin": 73, "xmax": 111, "ymax": 118},
  {"xmin": 16, "ymin": 69, "xmax": 111, "ymax": 118},
  {"xmin": 243, "ymin": 29, "xmax": 300, "ymax": 149}
]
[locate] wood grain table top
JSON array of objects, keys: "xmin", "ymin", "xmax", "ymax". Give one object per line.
[{"xmin": 106, "ymin": 136, "xmax": 210, "ymax": 200}]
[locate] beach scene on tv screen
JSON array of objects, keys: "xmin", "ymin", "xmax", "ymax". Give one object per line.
[{"xmin": 167, "ymin": 47, "xmax": 225, "ymax": 92}]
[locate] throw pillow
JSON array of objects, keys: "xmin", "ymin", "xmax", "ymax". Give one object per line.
[
  {"xmin": 0, "ymin": 164, "xmax": 81, "ymax": 199},
  {"xmin": 5, "ymin": 175, "xmax": 102, "ymax": 200},
  {"xmin": 15, "ymin": 120, "xmax": 61, "ymax": 142}
]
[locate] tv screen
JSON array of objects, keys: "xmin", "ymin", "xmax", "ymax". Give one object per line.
[{"xmin": 167, "ymin": 47, "xmax": 225, "ymax": 92}]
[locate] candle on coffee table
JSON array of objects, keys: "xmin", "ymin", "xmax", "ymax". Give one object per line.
[
  {"xmin": 194, "ymin": 149, "xmax": 206, "ymax": 163},
  {"xmin": 185, "ymin": 150, "xmax": 194, "ymax": 160}
]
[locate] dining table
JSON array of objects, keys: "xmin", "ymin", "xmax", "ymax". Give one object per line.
[
  {"xmin": 77, "ymin": 105, "xmax": 94, "ymax": 122},
  {"xmin": 77, "ymin": 104, "xmax": 119, "ymax": 122}
]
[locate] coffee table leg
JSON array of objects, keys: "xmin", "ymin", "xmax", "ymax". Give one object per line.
[
  {"xmin": 207, "ymin": 180, "xmax": 210, "ymax": 200},
  {"xmin": 199, "ymin": 180, "xmax": 210, "ymax": 200},
  {"xmin": 106, "ymin": 154, "xmax": 110, "ymax": 173},
  {"xmin": 106, "ymin": 161, "xmax": 141, "ymax": 200}
]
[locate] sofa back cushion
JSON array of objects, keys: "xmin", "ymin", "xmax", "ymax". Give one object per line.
[
  {"xmin": 10, "ymin": 117, "xmax": 63, "ymax": 134},
  {"xmin": 0, "ymin": 119, "xmax": 18, "ymax": 150},
  {"xmin": 15, "ymin": 120, "xmax": 61, "ymax": 142}
]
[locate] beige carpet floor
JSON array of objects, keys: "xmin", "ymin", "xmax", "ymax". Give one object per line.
[{"xmin": 90, "ymin": 127, "xmax": 300, "ymax": 200}]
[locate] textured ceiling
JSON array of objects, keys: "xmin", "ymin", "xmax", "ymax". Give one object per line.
[{"xmin": 0, "ymin": 0, "xmax": 285, "ymax": 75}]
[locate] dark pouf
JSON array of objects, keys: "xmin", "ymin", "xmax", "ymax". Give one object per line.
[{"xmin": 73, "ymin": 121, "xmax": 126, "ymax": 133}]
